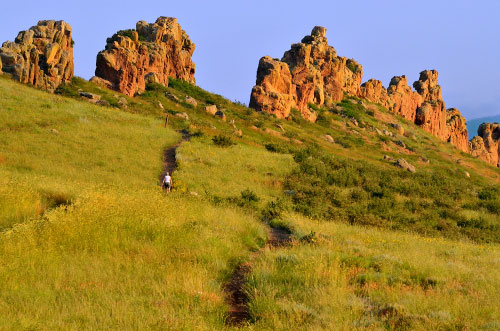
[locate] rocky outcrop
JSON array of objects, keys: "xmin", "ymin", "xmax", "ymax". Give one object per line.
[
  {"xmin": 249, "ymin": 56, "xmax": 297, "ymax": 119},
  {"xmin": 469, "ymin": 123, "xmax": 500, "ymax": 167},
  {"xmin": 386, "ymin": 76, "xmax": 422, "ymax": 122},
  {"xmin": 362, "ymin": 71, "xmax": 469, "ymax": 152},
  {"xmin": 360, "ymin": 79, "xmax": 389, "ymax": 106},
  {"xmin": 0, "ymin": 20, "xmax": 74, "ymax": 92},
  {"xmin": 250, "ymin": 26, "xmax": 362, "ymax": 121},
  {"xmin": 250, "ymin": 27, "xmax": 472, "ymax": 154},
  {"xmin": 93, "ymin": 17, "xmax": 195, "ymax": 96},
  {"xmin": 446, "ymin": 108, "xmax": 469, "ymax": 153}
]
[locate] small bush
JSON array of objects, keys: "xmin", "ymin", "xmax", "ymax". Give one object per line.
[
  {"xmin": 145, "ymin": 83, "xmax": 168, "ymax": 93},
  {"xmin": 265, "ymin": 143, "xmax": 289, "ymax": 154},
  {"xmin": 241, "ymin": 189, "xmax": 259, "ymax": 203},
  {"xmin": 116, "ymin": 29, "xmax": 136, "ymax": 40},
  {"xmin": 212, "ymin": 135, "xmax": 235, "ymax": 148}
]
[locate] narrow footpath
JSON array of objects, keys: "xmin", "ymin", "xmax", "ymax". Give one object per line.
[{"xmin": 224, "ymin": 227, "xmax": 292, "ymax": 327}]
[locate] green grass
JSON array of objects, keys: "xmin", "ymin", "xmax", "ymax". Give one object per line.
[
  {"xmin": 2, "ymin": 72, "xmax": 500, "ymax": 329},
  {"xmin": 0, "ymin": 76, "xmax": 268, "ymax": 329},
  {"xmin": 248, "ymin": 214, "xmax": 500, "ymax": 330}
]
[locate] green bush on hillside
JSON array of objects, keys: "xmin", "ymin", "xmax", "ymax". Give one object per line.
[{"xmin": 212, "ymin": 135, "xmax": 235, "ymax": 148}]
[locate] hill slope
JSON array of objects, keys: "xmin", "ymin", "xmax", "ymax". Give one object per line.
[{"xmin": 1, "ymin": 75, "xmax": 500, "ymax": 329}]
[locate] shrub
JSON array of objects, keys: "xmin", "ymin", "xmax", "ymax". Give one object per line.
[
  {"xmin": 240, "ymin": 189, "xmax": 259, "ymax": 203},
  {"xmin": 212, "ymin": 135, "xmax": 235, "ymax": 148},
  {"xmin": 116, "ymin": 29, "xmax": 136, "ymax": 40},
  {"xmin": 145, "ymin": 83, "xmax": 168, "ymax": 93},
  {"xmin": 265, "ymin": 143, "xmax": 289, "ymax": 154}
]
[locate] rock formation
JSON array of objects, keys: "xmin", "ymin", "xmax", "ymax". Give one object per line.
[
  {"xmin": 92, "ymin": 17, "xmax": 195, "ymax": 96},
  {"xmin": 250, "ymin": 26, "xmax": 362, "ymax": 121},
  {"xmin": 469, "ymin": 123, "xmax": 500, "ymax": 166},
  {"xmin": 446, "ymin": 108, "xmax": 469, "ymax": 153},
  {"xmin": 0, "ymin": 20, "xmax": 74, "ymax": 92},
  {"xmin": 250, "ymin": 28, "xmax": 470, "ymax": 153}
]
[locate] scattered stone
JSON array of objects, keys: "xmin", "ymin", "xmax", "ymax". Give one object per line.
[
  {"xmin": 382, "ymin": 129, "xmax": 393, "ymax": 137},
  {"xmin": 276, "ymin": 124, "xmax": 285, "ymax": 132},
  {"xmin": 93, "ymin": 17, "xmax": 195, "ymax": 96},
  {"xmin": 165, "ymin": 93, "xmax": 180, "ymax": 102},
  {"xmin": 395, "ymin": 140, "xmax": 406, "ymax": 149},
  {"xmin": 51, "ymin": 128, "xmax": 60, "ymax": 134},
  {"xmin": 465, "ymin": 171, "xmax": 470, "ymax": 178},
  {"xmin": 185, "ymin": 96, "xmax": 198, "ymax": 107},
  {"xmin": 205, "ymin": 104, "xmax": 218, "ymax": 115},
  {"xmin": 384, "ymin": 155, "xmax": 394, "ymax": 161},
  {"xmin": 324, "ymin": 134, "xmax": 334, "ymax": 143},
  {"xmin": 90, "ymin": 76, "xmax": 112, "ymax": 89},
  {"xmin": 190, "ymin": 191, "xmax": 199, "ymax": 196},
  {"xmin": 80, "ymin": 92, "xmax": 101, "ymax": 101},
  {"xmin": 95, "ymin": 100, "xmax": 110, "ymax": 107},
  {"xmin": 157, "ymin": 101, "xmax": 164, "ymax": 110},
  {"xmin": 390, "ymin": 123, "xmax": 405, "ymax": 135},
  {"xmin": 265, "ymin": 128, "xmax": 283, "ymax": 138},
  {"xmin": 175, "ymin": 112, "xmax": 189, "ymax": 120},
  {"xmin": 0, "ymin": 20, "xmax": 74, "ymax": 92},
  {"xmin": 396, "ymin": 158, "xmax": 416, "ymax": 173},
  {"xmin": 118, "ymin": 97, "xmax": 128, "ymax": 109},
  {"xmin": 420, "ymin": 156, "xmax": 430, "ymax": 164},
  {"xmin": 215, "ymin": 110, "xmax": 226, "ymax": 121},
  {"xmin": 250, "ymin": 125, "xmax": 259, "ymax": 131},
  {"xmin": 351, "ymin": 119, "xmax": 359, "ymax": 127}
]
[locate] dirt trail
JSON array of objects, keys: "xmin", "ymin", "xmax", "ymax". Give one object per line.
[
  {"xmin": 160, "ymin": 130, "xmax": 190, "ymax": 183},
  {"xmin": 224, "ymin": 227, "xmax": 292, "ymax": 327}
]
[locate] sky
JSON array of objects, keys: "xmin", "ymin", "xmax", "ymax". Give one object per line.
[{"xmin": 1, "ymin": 0, "xmax": 499, "ymax": 120}]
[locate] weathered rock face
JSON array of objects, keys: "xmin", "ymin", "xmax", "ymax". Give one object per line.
[
  {"xmin": 360, "ymin": 79, "xmax": 389, "ymax": 106},
  {"xmin": 250, "ymin": 26, "xmax": 362, "ymax": 121},
  {"xmin": 387, "ymin": 75, "xmax": 422, "ymax": 121},
  {"xmin": 470, "ymin": 123, "xmax": 500, "ymax": 167},
  {"xmin": 446, "ymin": 108, "xmax": 469, "ymax": 153},
  {"xmin": 413, "ymin": 70, "xmax": 448, "ymax": 140},
  {"xmin": 93, "ymin": 17, "xmax": 195, "ymax": 96},
  {"xmin": 0, "ymin": 20, "xmax": 74, "ymax": 92},
  {"xmin": 249, "ymin": 56, "xmax": 297, "ymax": 119},
  {"xmin": 250, "ymin": 28, "xmax": 471, "ymax": 155}
]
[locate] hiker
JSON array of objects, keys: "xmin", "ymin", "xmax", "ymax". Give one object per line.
[
  {"xmin": 162, "ymin": 172, "xmax": 173, "ymax": 192},
  {"xmin": 165, "ymin": 114, "xmax": 169, "ymax": 128}
]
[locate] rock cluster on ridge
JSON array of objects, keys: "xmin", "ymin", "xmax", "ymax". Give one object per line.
[
  {"xmin": 469, "ymin": 123, "xmax": 500, "ymax": 167},
  {"xmin": 250, "ymin": 26, "xmax": 362, "ymax": 121},
  {"xmin": 0, "ymin": 20, "xmax": 74, "ymax": 92},
  {"xmin": 250, "ymin": 27, "xmax": 469, "ymax": 153},
  {"xmin": 92, "ymin": 17, "xmax": 195, "ymax": 96}
]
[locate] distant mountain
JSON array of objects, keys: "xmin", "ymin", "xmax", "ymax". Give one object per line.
[{"xmin": 467, "ymin": 115, "xmax": 500, "ymax": 139}]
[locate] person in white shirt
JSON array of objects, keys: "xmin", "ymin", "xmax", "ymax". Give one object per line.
[{"xmin": 162, "ymin": 172, "xmax": 173, "ymax": 192}]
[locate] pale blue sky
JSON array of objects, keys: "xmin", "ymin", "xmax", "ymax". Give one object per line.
[{"xmin": 1, "ymin": 0, "xmax": 499, "ymax": 119}]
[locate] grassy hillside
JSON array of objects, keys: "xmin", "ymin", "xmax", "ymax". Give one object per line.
[{"xmin": 1, "ymin": 74, "xmax": 500, "ymax": 329}]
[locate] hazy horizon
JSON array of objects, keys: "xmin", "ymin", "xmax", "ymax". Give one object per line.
[{"xmin": 1, "ymin": 0, "xmax": 498, "ymax": 120}]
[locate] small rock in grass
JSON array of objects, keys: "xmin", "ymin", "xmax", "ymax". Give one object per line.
[{"xmin": 396, "ymin": 158, "xmax": 416, "ymax": 173}]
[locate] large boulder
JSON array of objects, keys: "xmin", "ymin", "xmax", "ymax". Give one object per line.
[
  {"xmin": 93, "ymin": 17, "xmax": 195, "ymax": 96},
  {"xmin": 250, "ymin": 26, "xmax": 362, "ymax": 121},
  {"xmin": 0, "ymin": 20, "xmax": 74, "ymax": 92}
]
